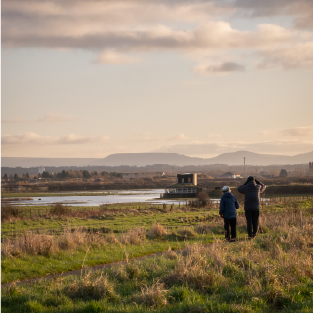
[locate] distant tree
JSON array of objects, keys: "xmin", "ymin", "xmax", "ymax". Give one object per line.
[
  {"xmin": 61, "ymin": 170, "xmax": 70, "ymax": 178},
  {"xmin": 101, "ymin": 171, "xmax": 108, "ymax": 176},
  {"xmin": 82, "ymin": 170, "xmax": 91, "ymax": 179},
  {"xmin": 91, "ymin": 171, "xmax": 98, "ymax": 176},
  {"xmin": 3, "ymin": 173, "xmax": 8, "ymax": 179},
  {"xmin": 279, "ymin": 169, "xmax": 288, "ymax": 177},
  {"xmin": 197, "ymin": 191, "xmax": 209, "ymax": 207},
  {"xmin": 9, "ymin": 174, "xmax": 13, "ymax": 180},
  {"xmin": 42, "ymin": 171, "xmax": 50, "ymax": 178},
  {"xmin": 38, "ymin": 173, "xmax": 42, "ymax": 178},
  {"xmin": 26, "ymin": 172, "xmax": 29, "ymax": 178},
  {"xmin": 22, "ymin": 173, "xmax": 25, "ymax": 177},
  {"xmin": 14, "ymin": 173, "xmax": 19, "ymax": 180}
]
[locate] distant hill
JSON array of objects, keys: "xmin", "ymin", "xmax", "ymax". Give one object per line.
[
  {"xmin": 2, "ymin": 151, "xmax": 312, "ymax": 167},
  {"xmin": 91, "ymin": 151, "xmax": 313, "ymax": 166}
]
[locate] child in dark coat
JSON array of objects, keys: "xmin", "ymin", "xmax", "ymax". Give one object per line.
[{"xmin": 219, "ymin": 186, "xmax": 240, "ymax": 242}]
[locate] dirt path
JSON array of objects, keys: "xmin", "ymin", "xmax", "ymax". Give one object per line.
[{"xmin": 1, "ymin": 248, "xmax": 183, "ymax": 288}]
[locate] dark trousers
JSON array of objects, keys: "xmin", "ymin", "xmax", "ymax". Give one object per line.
[
  {"xmin": 224, "ymin": 218, "xmax": 236, "ymax": 240},
  {"xmin": 245, "ymin": 210, "xmax": 259, "ymax": 238}
]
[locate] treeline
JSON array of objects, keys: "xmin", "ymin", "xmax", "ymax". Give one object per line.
[{"xmin": 2, "ymin": 170, "xmax": 123, "ymax": 180}]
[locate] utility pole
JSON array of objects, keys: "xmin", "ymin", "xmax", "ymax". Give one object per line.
[{"xmin": 244, "ymin": 157, "xmax": 246, "ymax": 177}]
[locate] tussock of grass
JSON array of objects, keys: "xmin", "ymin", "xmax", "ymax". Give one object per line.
[
  {"xmin": 120, "ymin": 227, "xmax": 146, "ymax": 245},
  {"xmin": 150, "ymin": 223, "xmax": 167, "ymax": 237},
  {"xmin": 130, "ymin": 281, "xmax": 168, "ymax": 307},
  {"xmin": 64, "ymin": 270, "xmax": 118, "ymax": 301}
]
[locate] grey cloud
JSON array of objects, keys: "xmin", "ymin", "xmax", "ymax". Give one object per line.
[{"xmin": 206, "ymin": 62, "xmax": 245, "ymax": 72}]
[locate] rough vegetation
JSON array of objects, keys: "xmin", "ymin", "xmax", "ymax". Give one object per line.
[{"xmin": 2, "ymin": 197, "xmax": 312, "ymax": 312}]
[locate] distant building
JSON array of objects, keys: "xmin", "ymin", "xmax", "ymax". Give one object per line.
[
  {"xmin": 220, "ymin": 172, "xmax": 241, "ymax": 179},
  {"xmin": 38, "ymin": 166, "xmax": 45, "ymax": 174},
  {"xmin": 163, "ymin": 173, "xmax": 198, "ymax": 198}
]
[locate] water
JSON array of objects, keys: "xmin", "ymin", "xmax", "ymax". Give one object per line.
[{"xmin": 4, "ymin": 189, "xmax": 219, "ymax": 206}]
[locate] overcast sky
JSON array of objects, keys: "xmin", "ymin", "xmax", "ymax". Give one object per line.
[{"xmin": 2, "ymin": 0, "xmax": 313, "ymax": 158}]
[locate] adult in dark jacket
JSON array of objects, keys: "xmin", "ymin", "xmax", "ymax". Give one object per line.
[
  {"xmin": 238, "ymin": 176, "xmax": 266, "ymax": 238},
  {"xmin": 219, "ymin": 186, "xmax": 240, "ymax": 242}
]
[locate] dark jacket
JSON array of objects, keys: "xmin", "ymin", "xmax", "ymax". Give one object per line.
[
  {"xmin": 238, "ymin": 181, "xmax": 266, "ymax": 211},
  {"xmin": 219, "ymin": 192, "xmax": 240, "ymax": 219}
]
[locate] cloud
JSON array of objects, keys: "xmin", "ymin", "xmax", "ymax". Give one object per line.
[
  {"xmin": 167, "ymin": 134, "xmax": 188, "ymax": 141},
  {"xmin": 95, "ymin": 49, "xmax": 138, "ymax": 64},
  {"xmin": 260, "ymin": 126, "xmax": 313, "ymax": 137},
  {"xmin": 233, "ymin": 0, "xmax": 313, "ymax": 30},
  {"xmin": 257, "ymin": 42, "xmax": 312, "ymax": 70},
  {"xmin": 1, "ymin": 0, "xmax": 311, "ymax": 71},
  {"xmin": 195, "ymin": 62, "xmax": 245, "ymax": 74},
  {"xmin": 2, "ymin": 132, "xmax": 109, "ymax": 145},
  {"xmin": 2, "ymin": 112, "xmax": 77, "ymax": 123}
]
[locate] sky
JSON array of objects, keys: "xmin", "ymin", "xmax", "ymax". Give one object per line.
[{"xmin": 1, "ymin": 0, "xmax": 313, "ymax": 159}]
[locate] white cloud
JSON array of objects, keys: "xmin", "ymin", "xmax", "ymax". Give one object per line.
[
  {"xmin": 1, "ymin": 0, "xmax": 311, "ymax": 71},
  {"xmin": 2, "ymin": 132, "xmax": 109, "ymax": 145},
  {"xmin": 257, "ymin": 42, "xmax": 312, "ymax": 70}
]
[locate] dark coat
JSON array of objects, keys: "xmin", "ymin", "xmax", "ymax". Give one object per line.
[
  {"xmin": 238, "ymin": 181, "xmax": 266, "ymax": 211},
  {"xmin": 219, "ymin": 192, "xmax": 240, "ymax": 219}
]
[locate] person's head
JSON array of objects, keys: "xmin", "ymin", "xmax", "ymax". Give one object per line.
[
  {"xmin": 245, "ymin": 176, "xmax": 255, "ymax": 184},
  {"xmin": 222, "ymin": 186, "xmax": 231, "ymax": 193}
]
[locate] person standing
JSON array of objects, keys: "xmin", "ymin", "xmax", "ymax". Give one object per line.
[
  {"xmin": 219, "ymin": 186, "xmax": 240, "ymax": 242},
  {"xmin": 238, "ymin": 176, "xmax": 266, "ymax": 239}
]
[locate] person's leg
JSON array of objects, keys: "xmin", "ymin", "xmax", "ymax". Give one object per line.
[
  {"xmin": 245, "ymin": 210, "xmax": 253, "ymax": 238},
  {"xmin": 252, "ymin": 210, "xmax": 260, "ymax": 237},
  {"xmin": 224, "ymin": 218, "xmax": 231, "ymax": 240},
  {"xmin": 230, "ymin": 217, "xmax": 237, "ymax": 239}
]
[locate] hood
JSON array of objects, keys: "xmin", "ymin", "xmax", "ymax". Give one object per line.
[
  {"xmin": 247, "ymin": 181, "xmax": 257, "ymax": 186},
  {"xmin": 222, "ymin": 192, "xmax": 234, "ymax": 198}
]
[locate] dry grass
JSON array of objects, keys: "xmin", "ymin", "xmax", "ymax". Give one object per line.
[
  {"xmin": 120, "ymin": 228, "xmax": 146, "ymax": 245},
  {"xmin": 177, "ymin": 227, "xmax": 198, "ymax": 238},
  {"xmin": 130, "ymin": 281, "xmax": 168, "ymax": 307},
  {"xmin": 64, "ymin": 270, "xmax": 118, "ymax": 301},
  {"xmin": 162, "ymin": 243, "xmax": 216, "ymax": 293},
  {"xmin": 2, "ymin": 227, "xmax": 147, "ymax": 257},
  {"xmin": 150, "ymin": 223, "xmax": 167, "ymax": 237}
]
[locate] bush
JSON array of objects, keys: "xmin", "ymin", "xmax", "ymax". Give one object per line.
[
  {"xmin": 150, "ymin": 224, "xmax": 167, "ymax": 237},
  {"xmin": 64, "ymin": 271, "xmax": 118, "ymax": 301}
]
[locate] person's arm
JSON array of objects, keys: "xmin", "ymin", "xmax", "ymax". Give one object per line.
[
  {"xmin": 256, "ymin": 180, "xmax": 266, "ymax": 193},
  {"xmin": 234, "ymin": 196, "xmax": 240, "ymax": 210},
  {"xmin": 238, "ymin": 184, "xmax": 246, "ymax": 194},
  {"xmin": 219, "ymin": 198, "xmax": 225, "ymax": 217}
]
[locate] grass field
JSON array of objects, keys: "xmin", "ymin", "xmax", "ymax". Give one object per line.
[{"xmin": 1, "ymin": 197, "xmax": 312, "ymax": 312}]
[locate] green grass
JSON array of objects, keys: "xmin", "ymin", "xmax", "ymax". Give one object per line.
[
  {"xmin": 2, "ymin": 228, "xmax": 312, "ymax": 313},
  {"xmin": 1, "ymin": 205, "xmax": 217, "ymax": 235},
  {"xmin": 1, "ymin": 234, "xmax": 218, "ymax": 284}
]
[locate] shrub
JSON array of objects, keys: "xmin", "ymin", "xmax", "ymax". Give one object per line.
[
  {"xmin": 49, "ymin": 203, "xmax": 72, "ymax": 216},
  {"xmin": 150, "ymin": 224, "xmax": 167, "ymax": 237},
  {"xmin": 64, "ymin": 271, "xmax": 118, "ymax": 301},
  {"xmin": 131, "ymin": 281, "xmax": 168, "ymax": 307}
]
